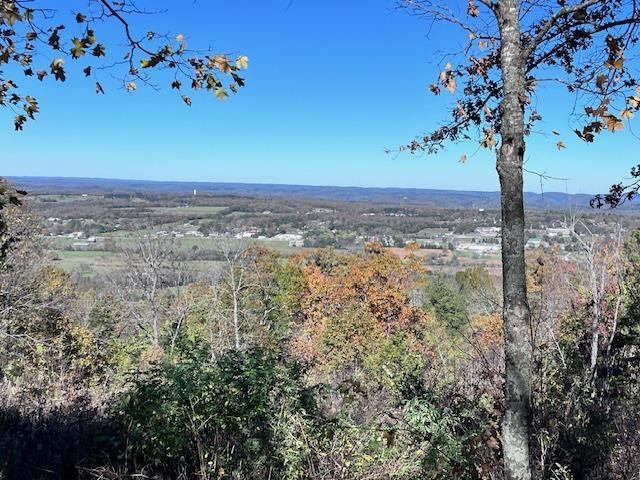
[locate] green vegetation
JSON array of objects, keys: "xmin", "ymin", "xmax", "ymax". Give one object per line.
[{"xmin": 3, "ymin": 202, "xmax": 640, "ymax": 479}]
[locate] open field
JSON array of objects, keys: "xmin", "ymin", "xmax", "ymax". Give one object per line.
[
  {"xmin": 27, "ymin": 182, "xmax": 639, "ymax": 281},
  {"xmin": 148, "ymin": 206, "xmax": 227, "ymax": 216}
]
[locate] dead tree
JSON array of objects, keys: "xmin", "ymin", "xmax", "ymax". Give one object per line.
[{"xmin": 115, "ymin": 233, "xmax": 186, "ymax": 346}]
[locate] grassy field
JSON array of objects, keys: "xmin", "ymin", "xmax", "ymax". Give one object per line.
[
  {"xmin": 50, "ymin": 250, "xmax": 124, "ymax": 275},
  {"xmin": 412, "ymin": 228, "xmax": 450, "ymax": 238},
  {"xmin": 45, "ymin": 234, "xmax": 309, "ymax": 277}
]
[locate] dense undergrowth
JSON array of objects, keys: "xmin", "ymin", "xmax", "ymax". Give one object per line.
[{"xmin": 1, "ymin": 201, "xmax": 639, "ymax": 479}]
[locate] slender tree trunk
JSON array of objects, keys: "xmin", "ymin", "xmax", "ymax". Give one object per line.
[
  {"xmin": 232, "ymin": 284, "xmax": 241, "ymax": 350},
  {"xmin": 497, "ymin": 1, "xmax": 532, "ymax": 479}
]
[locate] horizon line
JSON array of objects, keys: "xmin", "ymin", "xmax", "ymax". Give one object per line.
[{"xmin": 8, "ymin": 175, "xmax": 595, "ymax": 197}]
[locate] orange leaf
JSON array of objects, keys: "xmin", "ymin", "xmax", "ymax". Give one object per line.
[
  {"xmin": 620, "ymin": 108, "xmax": 634, "ymax": 119},
  {"xmin": 596, "ymin": 74, "xmax": 608, "ymax": 89}
]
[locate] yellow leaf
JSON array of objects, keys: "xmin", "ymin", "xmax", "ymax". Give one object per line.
[
  {"xmin": 480, "ymin": 129, "xmax": 496, "ymax": 149},
  {"xmin": 214, "ymin": 87, "xmax": 228, "ymax": 100},
  {"xmin": 126, "ymin": 81, "xmax": 137, "ymax": 92},
  {"xmin": 176, "ymin": 33, "xmax": 185, "ymax": 42},
  {"xmin": 236, "ymin": 55, "xmax": 249, "ymax": 70}
]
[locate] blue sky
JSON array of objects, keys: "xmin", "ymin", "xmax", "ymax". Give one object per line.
[{"xmin": 3, "ymin": 0, "xmax": 638, "ymax": 193}]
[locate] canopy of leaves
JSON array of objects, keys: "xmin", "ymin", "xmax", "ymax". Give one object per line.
[
  {"xmin": 0, "ymin": 1, "xmax": 248, "ymax": 130},
  {"xmin": 399, "ymin": 0, "xmax": 640, "ymax": 195}
]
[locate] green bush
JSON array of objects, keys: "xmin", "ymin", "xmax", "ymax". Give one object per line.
[{"xmin": 120, "ymin": 348, "xmax": 316, "ymax": 479}]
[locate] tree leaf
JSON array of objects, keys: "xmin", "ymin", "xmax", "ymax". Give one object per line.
[
  {"xmin": 50, "ymin": 58, "xmax": 66, "ymax": 81},
  {"xmin": 71, "ymin": 37, "xmax": 86, "ymax": 59},
  {"xmin": 603, "ymin": 114, "xmax": 624, "ymax": 132},
  {"xmin": 480, "ymin": 129, "xmax": 496, "ymax": 149},
  {"xmin": 605, "ymin": 57, "xmax": 624, "ymax": 70},
  {"xmin": 467, "ymin": 0, "xmax": 479, "ymax": 17},
  {"xmin": 14, "ymin": 114, "xmax": 26, "ymax": 131},
  {"xmin": 236, "ymin": 55, "xmax": 249, "ymax": 70},
  {"xmin": 92, "ymin": 44, "xmax": 106, "ymax": 57},
  {"xmin": 620, "ymin": 108, "xmax": 634, "ymax": 119},
  {"xmin": 214, "ymin": 87, "xmax": 228, "ymax": 100}
]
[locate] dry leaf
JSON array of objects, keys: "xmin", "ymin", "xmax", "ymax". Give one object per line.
[
  {"xmin": 620, "ymin": 108, "xmax": 634, "ymax": 119},
  {"xmin": 596, "ymin": 74, "xmax": 608, "ymax": 89}
]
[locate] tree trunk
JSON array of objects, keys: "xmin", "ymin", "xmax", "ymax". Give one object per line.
[
  {"xmin": 497, "ymin": 1, "xmax": 532, "ymax": 479},
  {"xmin": 232, "ymin": 284, "xmax": 241, "ymax": 350}
]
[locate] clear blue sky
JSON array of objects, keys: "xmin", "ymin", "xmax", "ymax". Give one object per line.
[{"xmin": 3, "ymin": 0, "xmax": 638, "ymax": 193}]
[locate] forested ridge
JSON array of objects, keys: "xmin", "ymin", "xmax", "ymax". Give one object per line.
[{"xmin": 1, "ymin": 187, "xmax": 640, "ymax": 479}]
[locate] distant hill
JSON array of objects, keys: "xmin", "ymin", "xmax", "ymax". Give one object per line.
[{"xmin": 8, "ymin": 176, "xmax": 607, "ymax": 211}]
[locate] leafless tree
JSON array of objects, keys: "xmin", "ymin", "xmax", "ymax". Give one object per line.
[
  {"xmin": 209, "ymin": 239, "xmax": 277, "ymax": 352},
  {"xmin": 113, "ymin": 233, "xmax": 187, "ymax": 346},
  {"xmin": 569, "ymin": 220, "xmax": 625, "ymax": 394}
]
